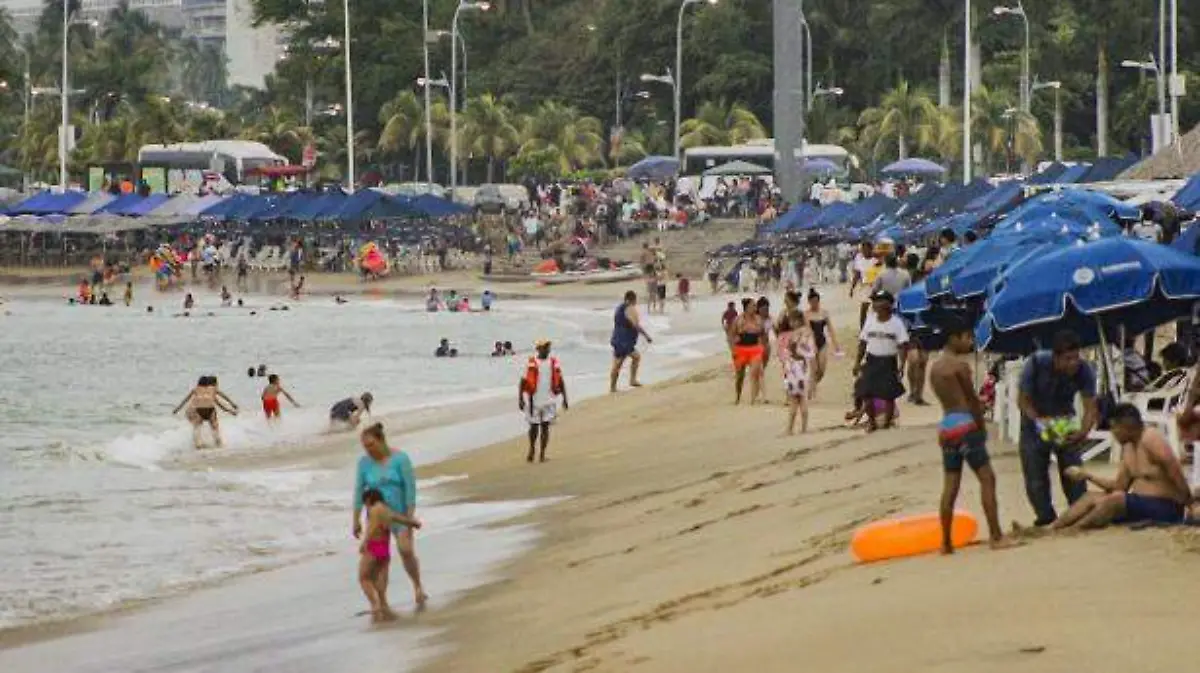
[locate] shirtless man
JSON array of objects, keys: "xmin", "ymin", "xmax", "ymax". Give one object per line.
[
  {"xmin": 1052, "ymin": 403, "xmax": 1193, "ymax": 530},
  {"xmin": 928, "ymin": 324, "xmax": 1011, "ymax": 552}
]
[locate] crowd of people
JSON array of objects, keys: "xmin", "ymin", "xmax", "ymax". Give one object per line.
[{"xmin": 712, "ymin": 224, "xmax": 1200, "ymax": 558}]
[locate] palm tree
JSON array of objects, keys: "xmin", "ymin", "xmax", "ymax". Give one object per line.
[
  {"xmin": 377, "ymin": 90, "xmax": 423, "ymax": 172},
  {"xmin": 242, "ymin": 106, "xmax": 313, "ymax": 164},
  {"xmin": 517, "ymin": 101, "xmax": 603, "ymax": 174},
  {"xmin": 679, "ymin": 99, "xmax": 766, "ymax": 149},
  {"xmin": 133, "ymin": 95, "xmax": 186, "ymax": 145},
  {"xmin": 459, "ymin": 93, "xmax": 519, "ymax": 182},
  {"xmin": 857, "ymin": 81, "xmax": 941, "ymax": 161},
  {"xmin": 971, "ymin": 86, "xmax": 1042, "ymax": 172},
  {"xmin": 76, "ymin": 111, "xmax": 142, "ymax": 163},
  {"xmin": 609, "ymin": 129, "xmax": 648, "ymax": 166}
]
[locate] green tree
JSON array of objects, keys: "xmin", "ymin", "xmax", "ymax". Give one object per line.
[
  {"xmin": 857, "ymin": 81, "xmax": 941, "ymax": 161},
  {"xmin": 679, "ymin": 99, "xmax": 766, "ymax": 149},
  {"xmin": 242, "ymin": 106, "xmax": 313, "ymax": 163},
  {"xmin": 459, "ymin": 93, "xmax": 519, "ymax": 182},
  {"xmin": 517, "ymin": 101, "xmax": 603, "ymax": 173},
  {"xmin": 971, "ymin": 86, "xmax": 1043, "ymax": 172}
]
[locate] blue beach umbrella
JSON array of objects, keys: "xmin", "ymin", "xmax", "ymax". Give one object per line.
[
  {"xmin": 897, "ymin": 281, "xmax": 930, "ymax": 317},
  {"xmin": 881, "ymin": 157, "xmax": 946, "ymax": 177},
  {"xmin": 800, "ymin": 158, "xmax": 840, "ymax": 175},
  {"xmin": 949, "ymin": 242, "xmax": 1059, "ymax": 300},
  {"xmin": 627, "ymin": 155, "xmax": 680, "ymax": 181},
  {"xmin": 977, "ymin": 237, "xmax": 1200, "ymax": 353}
]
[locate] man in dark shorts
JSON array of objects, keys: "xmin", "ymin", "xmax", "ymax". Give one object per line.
[
  {"xmin": 1052, "ymin": 404, "xmax": 1193, "ymax": 530},
  {"xmin": 330, "ymin": 392, "xmax": 373, "ymax": 430},
  {"xmin": 929, "ymin": 321, "xmax": 1012, "ymax": 553},
  {"xmin": 610, "ymin": 291, "xmax": 653, "ymax": 392}
]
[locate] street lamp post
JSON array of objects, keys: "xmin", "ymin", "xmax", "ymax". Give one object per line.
[
  {"xmin": 422, "ymin": 0, "xmax": 434, "ymax": 187},
  {"xmin": 992, "ymin": 2, "xmax": 1029, "ymax": 113},
  {"xmin": 799, "ymin": 9, "xmax": 813, "ymax": 112},
  {"xmin": 1169, "ymin": 0, "xmax": 1179, "ymax": 142},
  {"xmin": 640, "ymin": 70, "xmax": 677, "ymax": 153},
  {"xmin": 1121, "ymin": 55, "xmax": 1165, "ymax": 153},
  {"xmin": 1001, "ymin": 106, "xmax": 1018, "ymax": 174},
  {"xmin": 1032, "ymin": 79, "xmax": 1062, "ymax": 162},
  {"xmin": 450, "ymin": 1, "xmax": 490, "ymax": 203},
  {"xmin": 342, "ymin": 0, "xmax": 355, "ymax": 192},
  {"xmin": 674, "ymin": 0, "xmax": 718, "ymax": 160},
  {"xmin": 59, "ymin": 10, "xmax": 98, "ymax": 192},
  {"xmin": 963, "ymin": 0, "xmax": 972, "ymax": 184},
  {"xmin": 811, "ymin": 85, "xmax": 843, "ymax": 106}
]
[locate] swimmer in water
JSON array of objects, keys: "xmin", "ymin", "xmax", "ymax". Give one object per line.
[
  {"xmin": 291, "ymin": 275, "xmax": 305, "ymax": 300},
  {"xmin": 330, "ymin": 392, "xmax": 373, "ymax": 431},
  {"xmin": 357, "ymin": 487, "xmax": 422, "ymax": 622},
  {"xmin": 183, "ymin": 293, "xmax": 195, "ymax": 311},
  {"xmin": 435, "ymin": 339, "xmax": 458, "ymax": 358},
  {"xmin": 220, "ymin": 285, "xmax": 232, "ymax": 307},
  {"xmin": 261, "ymin": 374, "xmax": 300, "ymax": 422},
  {"xmin": 173, "ymin": 375, "xmax": 240, "ymax": 448}
]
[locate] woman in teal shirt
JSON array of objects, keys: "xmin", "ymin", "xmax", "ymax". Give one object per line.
[{"xmin": 353, "ymin": 422, "xmax": 426, "ymax": 608}]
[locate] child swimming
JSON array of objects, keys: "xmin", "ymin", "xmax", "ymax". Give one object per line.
[
  {"xmin": 359, "ymin": 488, "xmax": 422, "ymax": 622},
  {"xmin": 260, "ymin": 374, "xmax": 299, "ymax": 421}
]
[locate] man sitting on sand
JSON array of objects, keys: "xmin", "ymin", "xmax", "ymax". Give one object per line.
[
  {"xmin": 1052, "ymin": 403, "xmax": 1193, "ymax": 530},
  {"xmin": 929, "ymin": 321, "xmax": 1012, "ymax": 552}
]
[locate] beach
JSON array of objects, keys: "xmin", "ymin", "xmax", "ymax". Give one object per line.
[{"xmin": 3, "ymin": 273, "xmax": 1199, "ymax": 672}]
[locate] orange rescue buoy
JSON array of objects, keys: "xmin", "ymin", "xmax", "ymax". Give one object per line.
[{"xmin": 850, "ymin": 511, "xmax": 978, "ymax": 563}]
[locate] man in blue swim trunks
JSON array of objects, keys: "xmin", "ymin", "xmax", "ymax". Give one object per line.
[
  {"xmin": 929, "ymin": 321, "xmax": 1013, "ymax": 553},
  {"xmin": 1052, "ymin": 403, "xmax": 1193, "ymax": 530},
  {"xmin": 610, "ymin": 290, "xmax": 653, "ymax": 393}
]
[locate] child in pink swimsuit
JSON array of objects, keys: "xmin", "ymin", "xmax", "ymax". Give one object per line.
[{"xmin": 358, "ymin": 489, "xmax": 421, "ymax": 622}]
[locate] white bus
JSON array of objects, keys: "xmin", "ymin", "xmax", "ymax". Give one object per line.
[
  {"xmin": 138, "ymin": 140, "xmax": 287, "ymax": 192},
  {"xmin": 683, "ymin": 138, "xmax": 852, "ymax": 176}
]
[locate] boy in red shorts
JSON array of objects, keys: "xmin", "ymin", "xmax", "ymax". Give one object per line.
[{"xmin": 261, "ymin": 374, "xmax": 300, "ymax": 422}]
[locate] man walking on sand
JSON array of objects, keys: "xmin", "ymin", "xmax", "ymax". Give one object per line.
[
  {"xmin": 610, "ymin": 290, "xmax": 653, "ymax": 392},
  {"xmin": 929, "ymin": 320, "xmax": 1013, "ymax": 552},
  {"xmin": 519, "ymin": 339, "xmax": 569, "ymax": 463}
]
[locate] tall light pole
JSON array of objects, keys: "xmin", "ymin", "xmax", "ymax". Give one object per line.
[
  {"xmin": 450, "ymin": 1, "xmax": 490, "ymax": 202},
  {"xmin": 342, "ymin": 0, "xmax": 355, "ymax": 192},
  {"xmin": 799, "ymin": 10, "xmax": 812, "ymax": 112},
  {"xmin": 422, "ymin": 0, "xmax": 434, "ymax": 187},
  {"xmin": 1032, "ymin": 79, "xmax": 1062, "ymax": 162},
  {"xmin": 812, "ymin": 85, "xmax": 844, "ymax": 107},
  {"xmin": 992, "ymin": 2, "xmax": 1029, "ymax": 113},
  {"xmin": 963, "ymin": 0, "xmax": 972, "ymax": 184},
  {"xmin": 1121, "ymin": 55, "xmax": 1164, "ymax": 153},
  {"xmin": 1169, "ymin": 0, "xmax": 1179, "ymax": 142},
  {"xmin": 675, "ymin": 0, "xmax": 718, "ymax": 160},
  {"xmin": 638, "ymin": 69, "xmax": 676, "ymax": 155}
]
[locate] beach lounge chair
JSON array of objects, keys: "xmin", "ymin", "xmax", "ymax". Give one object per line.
[{"xmin": 1080, "ymin": 368, "xmax": 1194, "ymax": 464}]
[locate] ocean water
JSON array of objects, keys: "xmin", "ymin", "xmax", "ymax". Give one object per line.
[{"xmin": 0, "ymin": 289, "xmax": 692, "ymax": 633}]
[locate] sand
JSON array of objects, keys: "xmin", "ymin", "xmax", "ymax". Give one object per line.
[
  {"xmin": 407, "ymin": 292, "xmax": 1200, "ymax": 672},
  {"xmin": 6, "ymin": 275, "xmax": 1200, "ymax": 673}
]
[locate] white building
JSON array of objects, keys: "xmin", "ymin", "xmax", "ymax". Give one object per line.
[{"xmin": 0, "ymin": 0, "xmax": 281, "ymax": 90}]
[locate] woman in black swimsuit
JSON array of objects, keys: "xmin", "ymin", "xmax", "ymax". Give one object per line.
[
  {"xmin": 803, "ymin": 290, "xmax": 839, "ymax": 398},
  {"xmin": 173, "ymin": 376, "xmax": 239, "ymax": 449}
]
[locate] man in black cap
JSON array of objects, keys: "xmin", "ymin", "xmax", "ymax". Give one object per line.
[{"xmin": 851, "ymin": 289, "xmax": 910, "ymax": 431}]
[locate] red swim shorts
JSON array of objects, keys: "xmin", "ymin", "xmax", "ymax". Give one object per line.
[
  {"xmin": 262, "ymin": 397, "xmax": 281, "ymax": 418},
  {"xmin": 732, "ymin": 344, "xmax": 765, "ymax": 370}
]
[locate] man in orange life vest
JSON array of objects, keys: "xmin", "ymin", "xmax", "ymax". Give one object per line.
[{"xmin": 518, "ymin": 339, "xmax": 569, "ymax": 463}]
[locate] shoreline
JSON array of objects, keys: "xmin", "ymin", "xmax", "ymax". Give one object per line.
[{"xmin": 0, "ymin": 286, "xmax": 724, "ymax": 668}]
